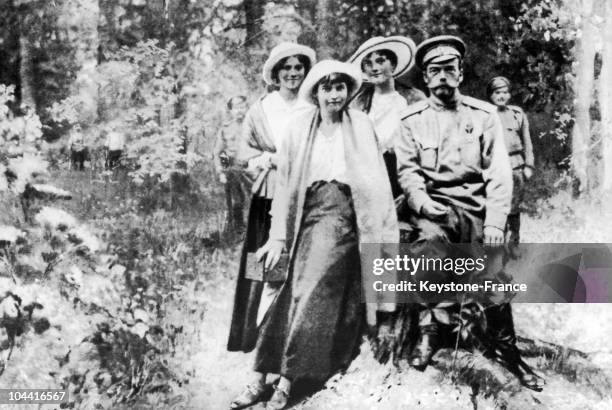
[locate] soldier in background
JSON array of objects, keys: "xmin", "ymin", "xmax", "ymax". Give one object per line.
[
  {"xmin": 213, "ymin": 95, "xmax": 249, "ymax": 233},
  {"xmin": 104, "ymin": 125, "xmax": 126, "ymax": 169},
  {"xmin": 69, "ymin": 125, "xmax": 88, "ymax": 170},
  {"xmin": 487, "ymin": 76, "xmax": 534, "ymax": 243}
]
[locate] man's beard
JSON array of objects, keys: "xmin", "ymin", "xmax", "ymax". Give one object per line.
[{"xmin": 432, "ymin": 85, "xmax": 456, "ymax": 103}]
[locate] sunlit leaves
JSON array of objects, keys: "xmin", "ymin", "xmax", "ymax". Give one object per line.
[
  {"xmin": 0, "ymin": 225, "xmax": 25, "ymax": 244},
  {"xmin": 5, "ymin": 155, "xmax": 49, "ymax": 195},
  {"xmin": 47, "ymin": 96, "xmax": 80, "ymax": 126},
  {"xmin": 34, "ymin": 206, "xmax": 77, "ymax": 230}
]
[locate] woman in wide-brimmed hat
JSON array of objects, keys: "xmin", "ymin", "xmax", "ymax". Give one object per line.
[
  {"xmin": 227, "ymin": 43, "xmax": 315, "ymax": 357},
  {"xmin": 348, "ymin": 36, "xmax": 425, "ymax": 199},
  {"xmin": 230, "ymin": 60, "xmax": 398, "ymax": 409}
]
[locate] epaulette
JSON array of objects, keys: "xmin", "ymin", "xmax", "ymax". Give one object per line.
[
  {"xmin": 508, "ymin": 105, "xmax": 524, "ymax": 114},
  {"xmin": 461, "ymin": 96, "xmax": 496, "ymax": 113},
  {"xmin": 400, "ymin": 100, "xmax": 430, "ymax": 120}
]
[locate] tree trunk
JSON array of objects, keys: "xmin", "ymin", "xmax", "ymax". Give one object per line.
[
  {"xmin": 600, "ymin": 0, "xmax": 612, "ymax": 192},
  {"xmin": 571, "ymin": 0, "xmax": 596, "ymax": 196},
  {"xmin": 296, "ymin": 0, "xmax": 317, "ymax": 48},
  {"xmin": 244, "ymin": 0, "xmax": 265, "ymax": 47},
  {"xmin": 18, "ymin": 35, "xmax": 36, "ymax": 109},
  {"xmin": 315, "ymin": 0, "xmax": 334, "ymax": 58},
  {"xmin": 98, "ymin": 0, "xmax": 119, "ymax": 60},
  {"xmin": 65, "ymin": 0, "xmax": 100, "ymax": 124}
]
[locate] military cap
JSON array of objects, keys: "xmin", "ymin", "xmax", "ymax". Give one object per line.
[
  {"xmin": 486, "ymin": 76, "xmax": 511, "ymax": 96},
  {"xmin": 415, "ymin": 35, "xmax": 466, "ymax": 69}
]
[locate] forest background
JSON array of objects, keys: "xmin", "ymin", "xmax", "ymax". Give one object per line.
[{"xmin": 1, "ymin": 0, "xmax": 612, "ymax": 409}]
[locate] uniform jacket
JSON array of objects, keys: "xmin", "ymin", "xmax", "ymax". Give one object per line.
[
  {"xmin": 497, "ymin": 105, "xmax": 534, "ymax": 170},
  {"xmin": 213, "ymin": 119, "xmax": 243, "ymax": 174},
  {"xmin": 396, "ymin": 93, "xmax": 513, "ymax": 230}
]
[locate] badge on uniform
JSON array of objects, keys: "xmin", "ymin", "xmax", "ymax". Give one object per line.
[
  {"xmin": 464, "ymin": 122, "xmax": 474, "ymax": 142},
  {"xmin": 465, "ymin": 122, "xmax": 474, "ymax": 134}
]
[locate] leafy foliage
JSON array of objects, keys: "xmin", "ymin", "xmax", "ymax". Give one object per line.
[
  {"xmin": 0, "ymin": 83, "xmax": 188, "ymax": 407},
  {"xmin": 2, "ymin": 1, "xmax": 612, "ymax": 408}
]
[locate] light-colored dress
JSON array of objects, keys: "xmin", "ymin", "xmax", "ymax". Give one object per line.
[{"xmin": 368, "ymin": 91, "xmax": 409, "ymax": 153}]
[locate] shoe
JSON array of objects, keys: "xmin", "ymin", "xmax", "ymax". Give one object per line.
[
  {"xmin": 265, "ymin": 384, "xmax": 290, "ymax": 410},
  {"xmin": 518, "ymin": 370, "xmax": 545, "ymax": 392},
  {"xmin": 409, "ymin": 324, "xmax": 439, "ymax": 371},
  {"xmin": 229, "ymin": 383, "xmax": 267, "ymax": 409}
]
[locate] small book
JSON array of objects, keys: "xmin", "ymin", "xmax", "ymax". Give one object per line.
[{"xmin": 245, "ymin": 252, "xmax": 289, "ymax": 282}]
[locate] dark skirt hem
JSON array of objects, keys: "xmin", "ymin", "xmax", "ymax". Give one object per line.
[{"xmin": 227, "ymin": 195, "xmax": 272, "ymax": 353}]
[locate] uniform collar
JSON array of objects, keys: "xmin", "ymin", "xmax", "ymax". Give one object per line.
[{"xmin": 428, "ymin": 90, "xmax": 462, "ymax": 111}]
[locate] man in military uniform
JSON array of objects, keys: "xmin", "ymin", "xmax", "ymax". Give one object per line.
[
  {"xmin": 214, "ymin": 95, "xmax": 249, "ymax": 233},
  {"xmin": 395, "ymin": 35, "xmax": 542, "ymax": 390},
  {"xmin": 487, "ymin": 76, "xmax": 534, "ymax": 244}
]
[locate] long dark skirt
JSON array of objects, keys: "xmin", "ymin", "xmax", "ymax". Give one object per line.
[
  {"xmin": 254, "ymin": 181, "xmax": 364, "ymax": 382},
  {"xmin": 383, "ymin": 151, "xmax": 402, "ymax": 199},
  {"xmin": 227, "ymin": 195, "xmax": 272, "ymax": 352}
]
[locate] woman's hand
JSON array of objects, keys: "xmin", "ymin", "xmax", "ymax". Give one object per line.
[
  {"xmin": 523, "ymin": 166, "xmax": 534, "ymax": 180},
  {"xmin": 256, "ymin": 239, "xmax": 285, "ymax": 271}
]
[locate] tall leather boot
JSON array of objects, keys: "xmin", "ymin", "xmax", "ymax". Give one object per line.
[
  {"xmin": 485, "ymin": 304, "xmax": 544, "ymax": 391},
  {"xmin": 506, "ymin": 213, "xmax": 520, "ymax": 244}
]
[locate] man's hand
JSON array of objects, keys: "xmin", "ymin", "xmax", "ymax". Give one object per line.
[
  {"xmin": 484, "ymin": 226, "xmax": 504, "ymax": 247},
  {"xmin": 421, "ymin": 200, "xmax": 449, "ymax": 221},
  {"xmin": 523, "ymin": 166, "xmax": 534, "ymax": 180},
  {"xmin": 219, "ymin": 173, "xmax": 227, "ymax": 184},
  {"xmin": 256, "ymin": 239, "xmax": 285, "ymax": 271}
]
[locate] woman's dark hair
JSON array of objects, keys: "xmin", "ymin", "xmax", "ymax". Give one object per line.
[
  {"xmin": 311, "ymin": 73, "xmax": 355, "ymax": 106},
  {"xmin": 361, "ymin": 49, "xmax": 398, "ymax": 71},
  {"xmin": 271, "ymin": 54, "xmax": 312, "ymax": 83}
]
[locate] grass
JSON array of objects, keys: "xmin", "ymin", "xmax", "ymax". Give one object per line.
[{"xmin": 3, "ymin": 163, "xmax": 612, "ymax": 409}]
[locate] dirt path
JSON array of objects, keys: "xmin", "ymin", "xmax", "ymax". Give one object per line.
[
  {"xmin": 180, "ymin": 257, "xmax": 612, "ymax": 409},
  {"xmin": 175, "ymin": 212, "xmax": 612, "ymax": 409}
]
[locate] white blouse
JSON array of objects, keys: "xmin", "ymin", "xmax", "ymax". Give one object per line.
[
  {"xmin": 368, "ymin": 91, "xmax": 408, "ymax": 153},
  {"xmin": 306, "ymin": 126, "xmax": 348, "ymax": 187},
  {"xmin": 261, "ymin": 91, "xmax": 310, "ymax": 147}
]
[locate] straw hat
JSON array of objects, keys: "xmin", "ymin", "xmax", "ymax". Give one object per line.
[
  {"xmin": 348, "ymin": 36, "xmax": 416, "ymax": 78},
  {"xmin": 262, "ymin": 42, "xmax": 317, "ymax": 85},
  {"xmin": 298, "ymin": 60, "xmax": 363, "ymax": 105}
]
